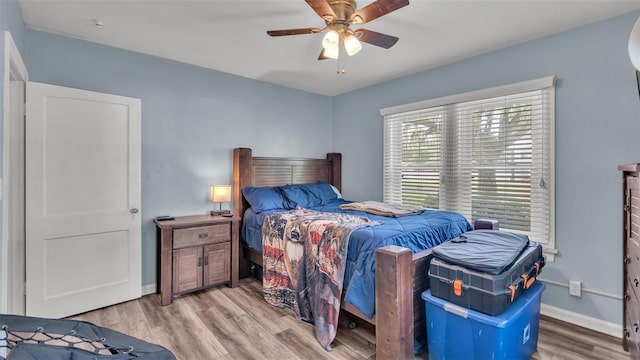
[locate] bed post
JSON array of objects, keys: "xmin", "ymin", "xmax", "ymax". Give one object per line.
[
  {"xmin": 233, "ymin": 147, "xmax": 253, "ymax": 278},
  {"xmin": 326, "ymin": 153, "xmax": 341, "ymax": 191},
  {"xmin": 233, "ymin": 147, "xmax": 252, "ymax": 219},
  {"xmin": 375, "ymin": 245, "xmax": 414, "ymax": 359}
]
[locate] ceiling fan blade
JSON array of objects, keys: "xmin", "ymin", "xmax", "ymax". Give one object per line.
[
  {"xmin": 305, "ymin": 0, "xmax": 337, "ymax": 21},
  {"xmin": 318, "ymin": 48, "xmax": 331, "ymax": 60},
  {"xmin": 350, "ymin": 0, "xmax": 409, "ymax": 24},
  {"xmin": 354, "ymin": 28, "xmax": 399, "ymax": 49},
  {"xmin": 267, "ymin": 28, "xmax": 323, "ymax": 36}
]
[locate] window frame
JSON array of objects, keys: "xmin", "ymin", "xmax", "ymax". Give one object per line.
[{"xmin": 381, "ymin": 77, "xmax": 556, "ymax": 261}]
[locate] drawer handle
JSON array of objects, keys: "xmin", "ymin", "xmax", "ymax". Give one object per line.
[
  {"xmin": 626, "ymin": 293, "xmax": 631, "ymax": 301},
  {"xmin": 204, "ymin": 256, "xmax": 209, "ymax": 266},
  {"xmin": 625, "ymin": 256, "xmax": 631, "ymax": 264},
  {"xmin": 198, "ymin": 233, "xmax": 209, "ymax": 239},
  {"xmin": 635, "ymin": 323, "xmax": 639, "ymax": 333},
  {"xmin": 197, "ymin": 257, "xmax": 203, "ymax": 267},
  {"xmin": 635, "ymin": 278, "xmax": 639, "ymax": 287}
]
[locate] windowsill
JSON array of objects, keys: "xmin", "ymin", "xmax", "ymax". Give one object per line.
[{"xmin": 542, "ymin": 246, "xmax": 557, "ymax": 262}]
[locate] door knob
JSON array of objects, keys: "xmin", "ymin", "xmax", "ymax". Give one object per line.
[{"xmin": 130, "ymin": 208, "xmax": 139, "ymax": 214}]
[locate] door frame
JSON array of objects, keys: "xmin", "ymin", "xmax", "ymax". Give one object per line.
[{"xmin": 1, "ymin": 31, "xmax": 29, "ymax": 314}]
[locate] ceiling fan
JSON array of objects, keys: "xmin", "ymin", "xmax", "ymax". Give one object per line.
[{"xmin": 267, "ymin": 0, "xmax": 409, "ymax": 72}]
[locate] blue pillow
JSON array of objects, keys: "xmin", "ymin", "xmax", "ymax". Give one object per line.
[
  {"xmin": 304, "ymin": 182, "xmax": 339, "ymax": 204},
  {"xmin": 241, "ymin": 186, "xmax": 288, "ymax": 213},
  {"xmin": 279, "ymin": 182, "xmax": 337, "ymax": 208},
  {"xmin": 279, "ymin": 184, "xmax": 321, "ymax": 208}
]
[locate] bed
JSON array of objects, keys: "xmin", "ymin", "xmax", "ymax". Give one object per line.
[{"xmin": 232, "ymin": 147, "xmax": 472, "ymax": 358}]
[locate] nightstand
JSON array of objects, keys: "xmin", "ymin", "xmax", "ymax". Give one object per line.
[{"xmin": 154, "ymin": 214, "xmax": 239, "ymax": 306}]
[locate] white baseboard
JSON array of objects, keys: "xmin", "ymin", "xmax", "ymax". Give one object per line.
[
  {"xmin": 541, "ymin": 303, "xmax": 622, "ymax": 339},
  {"xmin": 141, "ymin": 284, "xmax": 156, "ymax": 296}
]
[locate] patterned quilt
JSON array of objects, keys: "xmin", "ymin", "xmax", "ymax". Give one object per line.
[{"xmin": 262, "ymin": 208, "xmax": 381, "ymax": 350}]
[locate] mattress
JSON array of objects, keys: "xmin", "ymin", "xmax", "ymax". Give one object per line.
[{"xmin": 241, "ymin": 199, "xmax": 472, "ymax": 318}]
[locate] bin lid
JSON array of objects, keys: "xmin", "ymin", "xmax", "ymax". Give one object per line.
[{"xmin": 432, "ymin": 230, "xmax": 531, "ymax": 275}]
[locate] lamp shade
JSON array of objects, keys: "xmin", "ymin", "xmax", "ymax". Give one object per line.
[
  {"xmin": 344, "ymin": 34, "xmax": 362, "ymax": 56},
  {"xmin": 210, "ymin": 185, "xmax": 231, "ymax": 203},
  {"xmin": 322, "ymin": 29, "xmax": 340, "ymax": 51},
  {"xmin": 323, "ymin": 45, "xmax": 339, "ymax": 60},
  {"xmin": 630, "ymin": 16, "xmax": 640, "ymax": 71}
]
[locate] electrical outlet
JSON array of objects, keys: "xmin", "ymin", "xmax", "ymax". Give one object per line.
[{"xmin": 569, "ymin": 280, "xmax": 582, "ymax": 297}]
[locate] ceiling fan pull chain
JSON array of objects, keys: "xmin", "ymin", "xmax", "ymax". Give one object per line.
[{"xmin": 339, "ymin": 39, "xmax": 346, "ymax": 74}]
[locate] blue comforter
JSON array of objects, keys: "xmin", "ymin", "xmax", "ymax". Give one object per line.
[{"xmin": 241, "ymin": 199, "xmax": 472, "ymax": 318}]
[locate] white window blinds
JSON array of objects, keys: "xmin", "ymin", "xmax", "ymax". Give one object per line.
[{"xmin": 382, "ymin": 77, "xmax": 555, "ymax": 256}]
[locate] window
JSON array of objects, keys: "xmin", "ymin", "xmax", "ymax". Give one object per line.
[{"xmin": 382, "ymin": 77, "xmax": 556, "ymax": 259}]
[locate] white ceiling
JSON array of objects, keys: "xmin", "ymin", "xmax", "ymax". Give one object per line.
[{"xmin": 18, "ymin": 0, "xmax": 640, "ymax": 96}]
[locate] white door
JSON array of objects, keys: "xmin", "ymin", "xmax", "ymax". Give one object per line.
[{"xmin": 25, "ymin": 82, "xmax": 142, "ymax": 318}]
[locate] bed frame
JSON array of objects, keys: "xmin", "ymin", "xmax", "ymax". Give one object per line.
[{"xmin": 232, "ymin": 147, "xmax": 431, "ymax": 359}]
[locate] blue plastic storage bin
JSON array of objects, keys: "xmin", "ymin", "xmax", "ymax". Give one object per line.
[{"xmin": 422, "ymin": 281, "xmax": 545, "ymax": 360}]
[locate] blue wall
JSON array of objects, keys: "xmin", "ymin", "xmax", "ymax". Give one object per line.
[
  {"xmin": 0, "ymin": 0, "xmax": 26, "ymax": 306},
  {"xmin": 24, "ymin": 30, "xmax": 334, "ymax": 288},
  {"xmin": 333, "ymin": 11, "xmax": 640, "ymax": 325}
]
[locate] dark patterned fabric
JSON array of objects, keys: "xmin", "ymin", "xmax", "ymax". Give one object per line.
[
  {"xmin": 262, "ymin": 209, "xmax": 380, "ymax": 349},
  {"xmin": 0, "ymin": 315, "xmax": 176, "ymax": 360}
]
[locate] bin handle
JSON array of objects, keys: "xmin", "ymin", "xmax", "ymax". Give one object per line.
[
  {"xmin": 508, "ymin": 285, "xmax": 517, "ymax": 302},
  {"xmin": 521, "ymin": 264, "xmax": 538, "ymax": 289},
  {"xmin": 453, "ymin": 280, "xmax": 463, "ymax": 296},
  {"xmin": 444, "ymin": 302, "xmax": 469, "ymax": 318}
]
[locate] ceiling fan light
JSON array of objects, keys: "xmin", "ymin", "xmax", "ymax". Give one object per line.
[
  {"xmin": 322, "ymin": 29, "xmax": 340, "ymax": 50},
  {"xmin": 344, "ymin": 34, "xmax": 362, "ymax": 56},
  {"xmin": 324, "ymin": 45, "xmax": 339, "ymax": 60}
]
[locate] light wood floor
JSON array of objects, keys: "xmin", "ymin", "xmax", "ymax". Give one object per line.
[{"xmin": 68, "ymin": 278, "xmax": 630, "ymax": 360}]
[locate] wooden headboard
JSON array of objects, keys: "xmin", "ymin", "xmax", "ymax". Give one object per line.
[{"xmin": 232, "ymin": 147, "xmax": 342, "ymax": 219}]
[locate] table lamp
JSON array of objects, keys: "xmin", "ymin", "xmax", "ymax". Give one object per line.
[{"xmin": 210, "ymin": 185, "xmax": 231, "ymax": 215}]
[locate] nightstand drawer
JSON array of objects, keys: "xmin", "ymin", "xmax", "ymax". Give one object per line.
[{"xmin": 173, "ymin": 224, "xmax": 230, "ymax": 249}]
